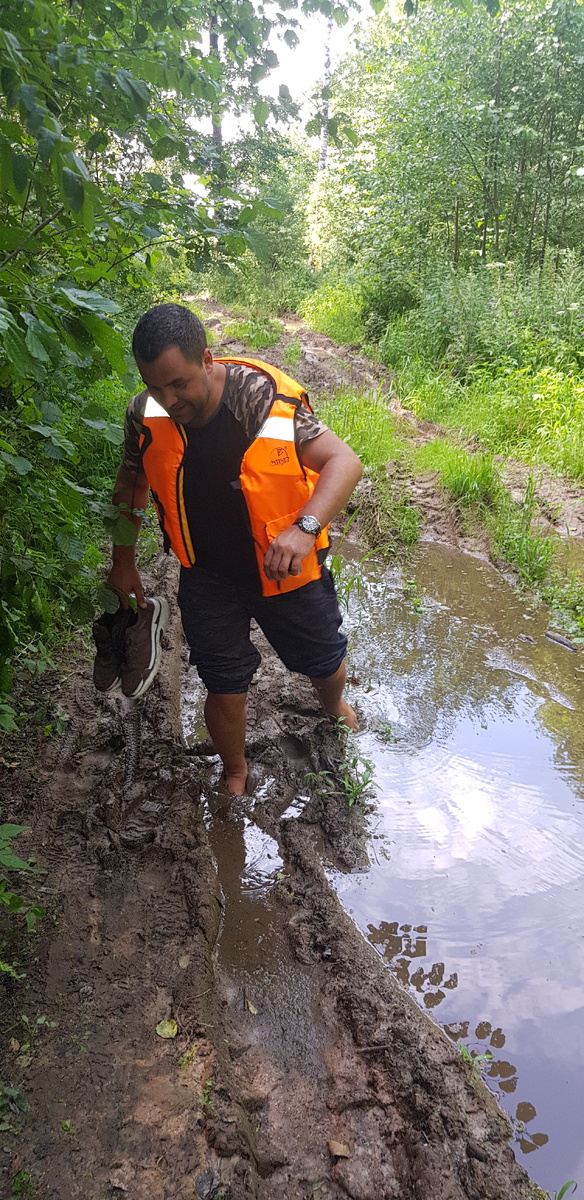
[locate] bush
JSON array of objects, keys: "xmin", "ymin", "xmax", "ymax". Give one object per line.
[
  {"xmin": 201, "ymin": 255, "xmax": 317, "ymax": 319},
  {"xmin": 379, "ymin": 257, "xmax": 584, "ymax": 376}
]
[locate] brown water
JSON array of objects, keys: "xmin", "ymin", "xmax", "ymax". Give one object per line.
[
  {"xmin": 334, "ymin": 543, "xmax": 584, "ymax": 1192},
  {"xmin": 182, "ymin": 543, "xmax": 584, "ymax": 1194}
]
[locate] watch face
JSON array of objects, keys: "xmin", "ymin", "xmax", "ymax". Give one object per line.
[{"xmin": 297, "ymin": 515, "xmax": 321, "ymax": 536}]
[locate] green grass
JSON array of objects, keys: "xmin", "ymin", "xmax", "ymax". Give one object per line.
[
  {"xmin": 283, "ymin": 336, "xmax": 302, "ymax": 371},
  {"xmin": 222, "ymin": 316, "xmax": 282, "ymax": 350},
  {"xmin": 414, "ymin": 439, "xmax": 501, "ymax": 507},
  {"xmin": 300, "ymin": 278, "xmax": 364, "ymax": 345},
  {"xmin": 318, "ymin": 387, "xmax": 406, "ymax": 470},
  {"xmin": 490, "ymin": 491, "xmax": 555, "ymax": 584},
  {"xmin": 400, "ymin": 364, "xmax": 584, "ymax": 480}
]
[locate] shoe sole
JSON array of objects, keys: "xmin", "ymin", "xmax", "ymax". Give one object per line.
[{"xmin": 125, "ymin": 597, "xmax": 169, "ymax": 699}]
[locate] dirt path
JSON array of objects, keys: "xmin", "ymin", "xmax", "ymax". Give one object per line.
[
  {"xmin": 0, "ymin": 307, "xmax": 552, "ymax": 1200},
  {"xmin": 1, "ymin": 553, "xmax": 542, "ymax": 1200},
  {"xmin": 199, "ymin": 296, "xmax": 584, "ymax": 566}
]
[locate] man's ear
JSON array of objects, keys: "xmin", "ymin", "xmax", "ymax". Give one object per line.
[{"xmin": 203, "ymin": 347, "xmax": 214, "ymax": 369}]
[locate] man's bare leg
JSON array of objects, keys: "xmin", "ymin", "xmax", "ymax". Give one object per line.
[
  {"xmin": 310, "ymin": 661, "xmax": 358, "ymax": 731},
  {"xmin": 204, "ymin": 692, "xmax": 248, "ymax": 795}
]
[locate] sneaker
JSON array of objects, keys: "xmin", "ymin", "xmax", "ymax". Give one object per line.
[
  {"xmin": 121, "ymin": 597, "xmax": 169, "ymax": 699},
  {"xmin": 92, "ymin": 609, "xmax": 136, "ymax": 693}
]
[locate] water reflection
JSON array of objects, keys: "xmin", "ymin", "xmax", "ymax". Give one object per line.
[
  {"xmin": 334, "ymin": 543, "xmax": 584, "ymax": 1191},
  {"xmin": 366, "ymin": 917, "xmax": 550, "ymax": 1158}
]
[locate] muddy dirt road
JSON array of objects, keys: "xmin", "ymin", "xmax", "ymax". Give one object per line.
[
  {"xmin": 1, "ymin": 555, "xmax": 543, "ymax": 1200},
  {"xmin": 0, "ymin": 307, "xmax": 557, "ymax": 1200}
]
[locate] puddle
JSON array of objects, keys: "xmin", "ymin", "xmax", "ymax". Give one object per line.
[
  {"xmin": 180, "ymin": 542, "xmax": 584, "ymax": 1193},
  {"xmin": 336, "ymin": 543, "xmax": 584, "ymax": 1192}
]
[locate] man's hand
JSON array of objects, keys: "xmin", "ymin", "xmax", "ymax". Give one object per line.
[
  {"xmin": 107, "ymin": 559, "xmax": 147, "ymax": 609},
  {"xmin": 263, "ymin": 525, "xmax": 316, "ymax": 582}
]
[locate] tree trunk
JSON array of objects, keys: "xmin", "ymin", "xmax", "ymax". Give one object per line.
[
  {"xmin": 318, "ymin": 17, "xmax": 334, "ymax": 173},
  {"xmin": 209, "ymin": 14, "xmax": 223, "ymax": 148}
]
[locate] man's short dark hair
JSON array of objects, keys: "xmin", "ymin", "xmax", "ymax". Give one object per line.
[{"xmin": 132, "ymin": 304, "xmax": 207, "ymax": 364}]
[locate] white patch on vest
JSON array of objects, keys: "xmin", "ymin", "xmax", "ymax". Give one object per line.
[
  {"xmin": 144, "ymin": 395, "xmax": 171, "ymax": 418},
  {"xmin": 256, "ymin": 415, "xmax": 294, "ymax": 441}
]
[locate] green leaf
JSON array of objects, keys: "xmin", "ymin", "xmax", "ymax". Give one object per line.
[
  {"xmin": 156, "ymin": 1018, "xmax": 178, "ymax": 1039},
  {"xmin": 342, "ymin": 125, "xmax": 360, "ymax": 146},
  {"xmin": 56, "ymin": 531, "xmax": 84, "ymax": 561},
  {"xmin": 10, "ymin": 150, "xmax": 29, "ymax": 197},
  {"xmin": 70, "ymin": 594, "xmax": 95, "ymax": 623},
  {"xmin": 370, "ymin": 0, "xmax": 385, "ymax": 10},
  {"xmin": 79, "ymin": 312, "xmax": 127, "ymax": 372},
  {"xmin": 0, "ymin": 824, "xmax": 29, "ymax": 839},
  {"xmin": 144, "ymin": 172, "xmax": 166, "ymax": 191},
  {"xmin": 0, "ymin": 451, "xmax": 32, "ymax": 475},
  {"xmin": 39, "ymin": 400, "xmax": 62, "ymax": 425},
  {"xmin": 0, "ymin": 851, "xmax": 31, "ymax": 870},
  {"xmin": 3, "ymin": 326, "xmax": 43, "ymax": 379},
  {"xmin": 104, "ymin": 513, "xmax": 138, "ymax": 546},
  {"xmin": 151, "ymin": 136, "xmax": 181, "ymax": 160},
  {"xmin": 25, "ymin": 329, "xmax": 50, "ymax": 362},
  {"xmin": 60, "ymin": 288, "xmax": 120, "ymax": 315},
  {"xmin": 86, "ymin": 130, "xmax": 109, "ymax": 154},
  {"xmin": 284, "ymin": 29, "xmax": 299, "ymax": 48},
  {"xmin": 253, "ymin": 100, "xmax": 270, "ymax": 126},
  {"xmin": 62, "ymin": 167, "xmax": 85, "ymax": 212},
  {"xmin": 95, "ymin": 584, "xmax": 119, "ymax": 614}
]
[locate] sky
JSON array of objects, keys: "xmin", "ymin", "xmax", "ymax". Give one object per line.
[{"xmin": 220, "ymin": 7, "xmax": 360, "ymax": 141}]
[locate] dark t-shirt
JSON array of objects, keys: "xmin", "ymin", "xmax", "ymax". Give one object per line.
[{"xmin": 122, "ymin": 363, "xmax": 327, "ymax": 590}]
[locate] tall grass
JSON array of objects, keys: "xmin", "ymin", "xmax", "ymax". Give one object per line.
[
  {"xmin": 300, "ymin": 276, "xmax": 364, "ymax": 345},
  {"xmin": 317, "ymin": 387, "xmax": 405, "ymax": 469},
  {"xmin": 222, "ymin": 316, "xmax": 282, "ymax": 350},
  {"xmin": 379, "ymin": 256, "xmax": 584, "ymax": 376},
  {"xmin": 400, "ymin": 366, "xmax": 584, "ymax": 480},
  {"xmin": 414, "ymin": 440, "xmax": 501, "ymax": 506},
  {"xmin": 490, "ymin": 478, "xmax": 555, "ymax": 584}
]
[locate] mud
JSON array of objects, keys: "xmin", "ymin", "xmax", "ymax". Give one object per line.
[{"xmin": 0, "ymin": 542, "xmax": 544, "ymax": 1199}]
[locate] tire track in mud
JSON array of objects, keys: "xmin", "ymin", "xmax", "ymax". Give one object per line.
[{"xmin": 0, "ymin": 548, "xmax": 542, "ymax": 1200}]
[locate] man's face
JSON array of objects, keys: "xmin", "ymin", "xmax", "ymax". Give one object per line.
[{"xmin": 136, "ymin": 345, "xmax": 213, "ymax": 425}]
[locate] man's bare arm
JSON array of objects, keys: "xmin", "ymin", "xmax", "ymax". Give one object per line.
[
  {"xmin": 107, "ymin": 463, "xmax": 150, "ymax": 608},
  {"xmin": 263, "ymin": 431, "xmax": 362, "ymax": 582}
]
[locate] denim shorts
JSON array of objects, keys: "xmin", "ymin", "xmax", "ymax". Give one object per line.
[{"xmin": 177, "ymin": 563, "xmax": 347, "ymax": 694}]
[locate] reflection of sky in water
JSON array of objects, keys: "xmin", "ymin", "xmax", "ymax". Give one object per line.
[{"xmin": 332, "ymin": 544, "xmax": 584, "ymax": 1191}]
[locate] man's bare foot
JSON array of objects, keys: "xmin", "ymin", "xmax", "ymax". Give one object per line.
[
  {"xmin": 222, "ymin": 766, "xmax": 248, "ymax": 796},
  {"xmin": 329, "ymin": 699, "xmax": 359, "ymax": 732}
]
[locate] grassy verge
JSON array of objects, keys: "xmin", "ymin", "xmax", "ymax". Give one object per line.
[
  {"xmin": 316, "ymin": 387, "xmax": 420, "ymax": 554},
  {"xmin": 414, "ymin": 437, "xmax": 584, "ymax": 638},
  {"xmin": 398, "ymin": 363, "xmax": 584, "ymax": 480},
  {"xmin": 222, "ymin": 316, "xmax": 282, "ymax": 351}
]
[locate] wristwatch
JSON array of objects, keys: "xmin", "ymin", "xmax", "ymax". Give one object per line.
[{"xmin": 294, "ymin": 514, "xmax": 322, "ymax": 537}]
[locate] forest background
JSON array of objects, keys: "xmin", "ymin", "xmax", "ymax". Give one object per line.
[{"xmin": 1, "ymin": 0, "xmax": 584, "ymax": 734}]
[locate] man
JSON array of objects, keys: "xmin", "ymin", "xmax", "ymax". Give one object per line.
[{"xmin": 107, "ymin": 303, "xmax": 362, "ymax": 795}]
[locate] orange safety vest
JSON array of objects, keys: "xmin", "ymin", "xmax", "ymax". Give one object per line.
[{"xmin": 138, "ymin": 356, "xmax": 330, "ymax": 597}]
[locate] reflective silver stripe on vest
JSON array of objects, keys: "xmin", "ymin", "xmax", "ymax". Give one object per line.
[
  {"xmin": 256, "ymin": 415, "xmax": 294, "ymax": 441},
  {"xmin": 144, "ymin": 395, "xmax": 170, "ymax": 418}
]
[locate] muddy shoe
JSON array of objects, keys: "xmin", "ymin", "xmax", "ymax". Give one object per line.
[
  {"xmin": 121, "ymin": 597, "xmax": 169, "ymax": 699},
  {"xmin": 92, "ymin": 609, "xmax": 136, "ymax": 694}
]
